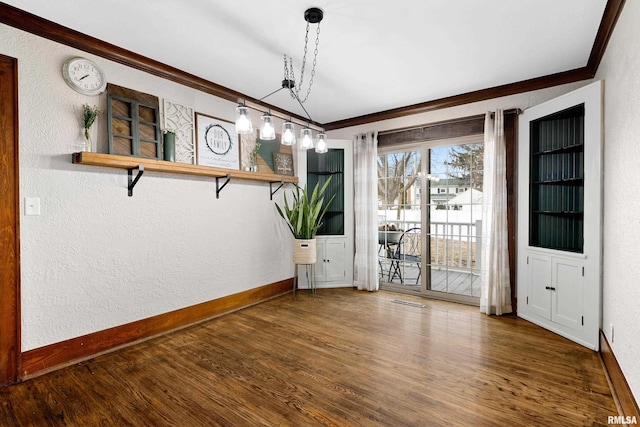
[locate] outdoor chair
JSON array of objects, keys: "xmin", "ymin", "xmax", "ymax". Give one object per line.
[
  {"xmin": 389, "ymin": 227, "xmax": 422, "ymax": 284},
  {"xmin": 378, "ymin": 230, "xmax": 402, "ymax": 280}
]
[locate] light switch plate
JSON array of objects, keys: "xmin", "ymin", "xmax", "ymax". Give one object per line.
[{"xmin": 24, "ymin": 197, "xmax": 41, "ymax": 216}]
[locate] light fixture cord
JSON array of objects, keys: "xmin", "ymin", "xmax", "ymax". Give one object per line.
[{"xmin": 286, "ymin": 20, "xmax": 321, "ymax": 104}]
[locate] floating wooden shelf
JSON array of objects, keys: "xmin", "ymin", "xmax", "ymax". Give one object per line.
[{"xmin": 72, "ymin": 152, "xmax": 298, "ymax": 198}]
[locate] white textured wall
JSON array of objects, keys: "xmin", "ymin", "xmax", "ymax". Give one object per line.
[
  {"xmin": 2, "ymin": 24, "xmax": 294, "ymax": 351},
  {"xmin": 595, "ymin": 0, "xmax": 640, "ymax": 403}
]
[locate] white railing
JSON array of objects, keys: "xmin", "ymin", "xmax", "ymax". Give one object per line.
[{"xmin": 378, "ymin": 219, "xmax": 482, "ymax": 272}]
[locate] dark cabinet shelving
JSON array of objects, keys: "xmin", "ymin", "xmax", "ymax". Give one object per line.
[
  {"xmin": 529, "ymin": 104, "xmax": 585, "ymax": 253},
  {"xmin": 307, "ymin": 149, "xmax": 344, "ymax": 235}
]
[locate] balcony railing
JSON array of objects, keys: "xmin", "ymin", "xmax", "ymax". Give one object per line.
[{"xmin": 378, "ymin": 220, "xmax": 482, "ymax": 297}]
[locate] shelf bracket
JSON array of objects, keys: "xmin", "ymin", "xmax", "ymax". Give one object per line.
[
  {"xmin": 216, "ymin": 173, "xmax": 231, "ymax": 199},
  {"xmin": 127, "ymin": 164, "xmax": 144, "ymax": 197},
  {"xmin": 269, "ymin": 179, "xmax": 285, "ymax": 200}
]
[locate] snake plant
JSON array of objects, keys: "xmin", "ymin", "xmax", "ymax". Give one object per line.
[{"xmin": 275, "ymin": 177, "xmax": 334, "ymax": 239}]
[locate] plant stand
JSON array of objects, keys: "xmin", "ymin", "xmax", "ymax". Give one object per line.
[{"xmin": 293, "ymin": 263, "xmax": 316, "ymax": 299}]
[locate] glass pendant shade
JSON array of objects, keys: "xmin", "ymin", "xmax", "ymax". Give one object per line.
[
  {"xmin": 259, "ymin": 113, "xmax": 276, "ymax": 140},
  {"xmin": 315, "ymin": 132, "xmax": 328, "ymax": 153},
  {"xmin": 300, "ymin": 127, "xmax": 313, "ymax": 150},
  {"xmin": 281, "ymin": 121, "xmax": 296, "ymax": 146},
  {"xmin": 235, "ymin": 105, "xmax": 253, "ymax": 134}
]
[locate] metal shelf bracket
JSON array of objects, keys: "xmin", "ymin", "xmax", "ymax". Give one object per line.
[
  {"xmin": 128, "ymin": 164, "xmax": 144, "ymax": 197},
  {"xmin": 269, "ymin": 179, "xmax": 285, "ymax": 200},
  {"xmin": 216, "ymin": 173, "xmax": 231, "ymax": 199}
]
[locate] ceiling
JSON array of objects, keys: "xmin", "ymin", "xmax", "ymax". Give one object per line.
[{"xmin": 3, "ymin": 0, "xmax": 610, "ymax": 126}]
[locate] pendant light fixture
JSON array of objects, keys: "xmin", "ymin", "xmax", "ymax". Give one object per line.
[
  {"xmin": 315, "ymin": 132, "xmax": 328, "ymax": 153},
  {"xmin": 235, "ymin": 103, "xmax": 253, "ymax": 134},
  {"xmin": 300, "ymin": 127, "xmax": 313, "ymax": 150},
  {"xmin": 259, "ymin": 112, "xmax": 276, "ymax": 140},
  {"xmin": 232, "ymin": 7, "xmax": 328, "ymax": 153},
  {"xmin": 281, "ymin": 121, "xmax": 296, "ymax": 146}
]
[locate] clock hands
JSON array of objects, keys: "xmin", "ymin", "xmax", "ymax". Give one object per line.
[{"xmin": 78, "ymin": 74, "xmax": 90, "ymax": 81}]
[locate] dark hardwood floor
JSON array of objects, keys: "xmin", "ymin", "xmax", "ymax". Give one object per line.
[{"xmin": 0, "ymin": 289, "xmax": 616, "ymax": 426}]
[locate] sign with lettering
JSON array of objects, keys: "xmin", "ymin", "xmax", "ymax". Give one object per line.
[{"xmin": 195, "ymin": 113, "xmax": 239, "ymax": 170}]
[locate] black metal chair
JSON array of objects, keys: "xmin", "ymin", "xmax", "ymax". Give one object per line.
[
  {"xmin": 378, "ymin": 230, "xmax": 402, "ymax": 280},
  {"xmin": 388, "ymin": 227, "xmax": 422, "ymax": 284}
]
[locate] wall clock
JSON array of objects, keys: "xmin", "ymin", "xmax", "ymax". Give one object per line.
[{"xmin": 62, "ymin": 57, "xmax": 107, "ymax": 96}]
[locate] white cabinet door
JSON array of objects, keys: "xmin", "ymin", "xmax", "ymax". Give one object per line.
[
  {"xmin": 552, "ymin": 257, "xmax": 584, "ymax": 331},
  {"xmin": 323, "ymin": 239, "xmax": 346, "ymax": 282},
  {"xmin": 527, "ymin": 253, "xmax": 552, "ymax": 319}
]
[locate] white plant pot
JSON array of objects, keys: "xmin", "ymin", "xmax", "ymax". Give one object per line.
[{"xmin": 293, "ymin": 238, "xmax": 317, "ymax": 264}]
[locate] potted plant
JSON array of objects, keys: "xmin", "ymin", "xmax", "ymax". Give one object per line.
[
  {"xmin": 82, "ymin": 104, "xmax": 100, "ymax": 152},
  {"xmin": 275, "ymin": 177, "xmax": 334, "ymax": 264},
  {"xmin": 249, "ymin": 142, "xmax": 261, "ymax": 172}
]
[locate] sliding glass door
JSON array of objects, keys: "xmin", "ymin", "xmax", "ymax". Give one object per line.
[{"xmin": 377, "ymin": 137, "xmax": 482, "ymax": 305}]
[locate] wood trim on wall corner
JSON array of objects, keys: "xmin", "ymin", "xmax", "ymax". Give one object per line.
[
  {"xmin": 0, "ymin": 54, "xmax": 21, "ymax": 387},
  {"xmin": 600, "ymin": 330, "xmax": 640, "ymax": 418},
  {"xmin": 587, "ymin": 0, "xmax": 627, "ymax": 73},
  {"xmin": 20, "ymin": 279, "xmax": 293, "ymax": 379}
]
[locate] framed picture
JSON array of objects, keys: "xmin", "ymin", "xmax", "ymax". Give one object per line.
[
  {"xmin": 273, "ymin": 152, "xmax": 294, "ymax": 176},
  {"xmin": 195, "ymin": 112, "xmax": 240, "ymax": 169}
]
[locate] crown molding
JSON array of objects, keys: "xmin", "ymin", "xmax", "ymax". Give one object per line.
[
  {"xmin": 0, "ymin": 1, "xmax": 625, "ymax": 131},
  {"xmin": 323, "ymin": 0, "xmax": 625, "ymax": 130},
  {"xmin": 0, "ymin": 2, "xmax": 317, "ymax": 127}
]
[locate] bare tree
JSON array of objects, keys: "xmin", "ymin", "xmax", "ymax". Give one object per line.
[{"xmin": 378, "ymin": 152, "xmax": 421, "ymax": 220}]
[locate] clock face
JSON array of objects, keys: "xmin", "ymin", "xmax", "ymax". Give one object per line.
[{"xmin": 62, "ymin": 57, "xmax": 107, "ymax": 95}]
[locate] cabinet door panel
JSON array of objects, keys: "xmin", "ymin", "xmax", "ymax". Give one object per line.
[
  {"xmin": 325, "ymin": 240, "xmax": 346, "ymax": 282},
  {"xmin": 528, "ymin": 254, "xmax": 551, "ymax": 319},
  {"xmin": 552, "ymin": 258, "xmax": 584, "ymax": 330}
]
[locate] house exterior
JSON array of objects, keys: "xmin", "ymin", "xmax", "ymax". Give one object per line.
[
  {"xmin": 0, "ymin": 1, "xmax": 638, "ymax": 412},
  {"xmin": 430, "ymin": 178, "xmax": 473, "ymax": 206}
]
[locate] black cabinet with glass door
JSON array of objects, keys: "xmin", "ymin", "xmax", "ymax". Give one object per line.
[
  {"xmin": 307, "ymin": 149, "xmax": 344, "ymax": 235},
  {"xmin": 529, "ymin": 104, "xmax": 585, "ymax": 253}
]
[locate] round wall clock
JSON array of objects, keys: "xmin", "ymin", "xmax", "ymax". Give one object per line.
[{"xmin": 62, "ymin": 57, "xmax": 107, "ymax": 96}]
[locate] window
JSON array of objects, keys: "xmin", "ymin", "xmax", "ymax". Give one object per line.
[
  {"xmin": 377, "ymin": 137, "xmax": 483, "ymax": 305},
  {"xmin": 107, "ymin": 84, "xmax": 161, "ymax": 159}
]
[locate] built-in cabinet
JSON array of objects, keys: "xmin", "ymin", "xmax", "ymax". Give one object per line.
[
  {"xmin": 517, "ymin": 81, "xmax": 602, "ymax": 351},
  {"xmin": 297, "ymin": 139, "xmax": 353, "ymax": 289},
  {"xmin": 315, "ymin": 238, "xmax": 348, "ymax": 282},
  {"xmin": 526, "ymin": 253, "xmax": 584, "ymax": 331}
]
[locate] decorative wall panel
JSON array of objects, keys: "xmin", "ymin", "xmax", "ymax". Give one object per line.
[{"xmin": 163, "ymin": 99, "xmax": 195, "ymax": 164}]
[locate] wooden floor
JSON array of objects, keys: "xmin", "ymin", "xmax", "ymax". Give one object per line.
[{"xmin": 0, "ymin": 289, "xmax": 616, "ymax": 426}]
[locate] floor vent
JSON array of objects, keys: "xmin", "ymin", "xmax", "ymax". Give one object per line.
[{"xmin": 391, "ymin": 299, "xmax": 425, "ymax": 308}]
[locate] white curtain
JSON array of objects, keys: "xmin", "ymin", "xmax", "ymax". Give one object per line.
[
  {"xmin": 480, "ymin": 110, "xmax": 512, "ymax": 315},
  {"xmin": 353, "ymin": 131, "xmax": 379, "ymax": 291}
]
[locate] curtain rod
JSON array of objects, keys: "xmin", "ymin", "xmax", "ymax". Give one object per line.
[{"xmin": 378, "ymin": 108, "xmax": 521, "ymax": 137}]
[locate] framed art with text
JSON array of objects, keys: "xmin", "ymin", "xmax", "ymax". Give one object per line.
[
  {"xmin": 195, "ymin": 112, "xmax": 240, "ymax": 169},
  {"xmin": 273, "ymin": 152, "xmax": 294, "ymax": 176}
]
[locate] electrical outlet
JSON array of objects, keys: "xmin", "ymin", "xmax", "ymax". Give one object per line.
[{"xmin": 610, "ymin": 323, "xmax": 614, "ymax": 343}]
